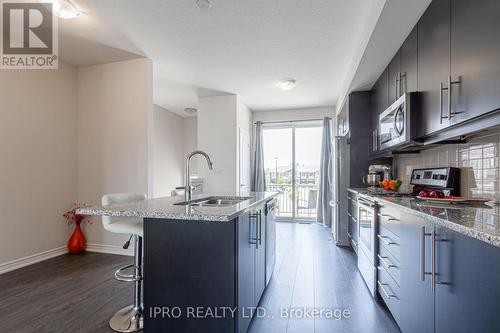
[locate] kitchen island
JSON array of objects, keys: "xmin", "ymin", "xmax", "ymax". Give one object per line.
[{"xmin": 78, "ymin": 191, "xmax": 278, "ymax": 333}]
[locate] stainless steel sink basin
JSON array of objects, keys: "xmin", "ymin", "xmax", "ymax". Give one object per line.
[{"xmin": 174, "ymin": 196, "xmax": 252, "ymax": 207}]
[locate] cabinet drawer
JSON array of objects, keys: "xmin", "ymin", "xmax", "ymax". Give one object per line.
[
  {"xmin": 378, "ymin": 224, "xmax": 400, "ymax": 262},
  {"xmin": 377, "ymin": 246, "xmax": 400, "ymax": 287},
  {"xmin": 377, "ymin": 266, "xmax": 400, "ymax": 324},
  {"xmin": 377, "ymin": 209, "xmax": 401, "ymax": 237}
]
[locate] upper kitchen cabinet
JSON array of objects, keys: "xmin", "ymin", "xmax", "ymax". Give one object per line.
[
  {"xmin": 377, "ymin": 68, "xmax": 389, "ymax": 116},
  {"xmin": 337, "ymin": 100, "xmax": 349, "ymax": 136},
  {"xmin": 369, "ymin": 69, "xmax": 388, "ymax": 153},
  {"xmin": 388, "ymin": 50, "xmax": 401, "ymax": 105},
  {"xmin": 400, "ymin": 26, "xmax": 418, "ymax": 95},
  {"xmin": 449, "ymin": 0, "xmax": 500, "ymax": 123},
  {"xmin": 418, "ymin": 0, "xmax": 451, "ymax": 136}
]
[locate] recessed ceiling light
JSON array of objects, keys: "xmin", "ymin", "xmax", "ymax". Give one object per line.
[
  {"xmin": 196, "ymin": 0, "xmax": 212, "ymax": 10},
  {"xmin": 277, "ymin": 79, "xmax": 297, "ymax": 91},
  {"xmin": 53, "ymin": 0, "xmax": 81, "ymax": 19}
]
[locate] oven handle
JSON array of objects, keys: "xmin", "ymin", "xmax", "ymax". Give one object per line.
[{"xmin": 357, "ymin": 197, "xmax": 375, "ymax": 208}]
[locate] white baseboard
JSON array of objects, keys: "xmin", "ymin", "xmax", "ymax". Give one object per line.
[
  {"xmin": 0, "ymin": 246, "xmax": 67, "ymax": 275},
  {"xmin": 86, "ymin": 243, "xmax": 134, "ymax": 256}
]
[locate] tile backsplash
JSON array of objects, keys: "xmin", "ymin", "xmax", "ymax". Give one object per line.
[{"xmin": 393, "ymin": 131, "xmax": 500, "ymax": 200}]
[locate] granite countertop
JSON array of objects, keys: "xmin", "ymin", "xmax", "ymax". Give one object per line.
[
  {"xmin": 348, "ymin": 188, "xmax": 500, "ymax": 248},
  {"xmin": 76, "ymin": 191, "xmax": 278, "ymax": 222}
]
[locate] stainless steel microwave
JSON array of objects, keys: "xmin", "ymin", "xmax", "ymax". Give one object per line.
[{"xmin": 378, "ymin": 92, "xmax": 419, "ymax": 151}]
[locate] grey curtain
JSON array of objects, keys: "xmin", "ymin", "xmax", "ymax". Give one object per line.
[
  {"xmin": 317, "ymin": 117, "xmax": 333, "ymax": 226},
  {"xmin": 252, "ymin": 121, "xmax": 266, "ymax": 192}
]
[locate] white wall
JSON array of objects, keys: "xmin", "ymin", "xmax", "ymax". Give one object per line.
[
  {"xmin": 152, "ymin": 104, "xmax": 185, "ymax": 197},
  {"xmin": 183, "ymin": 116, "xmax": 198, "ymax": 175},
  {"xmin": 237, "ymin": 99, "xmax": 252, "ymax": 191},
  {"xmin": 198, "ymin": 95, "xmax": 238, "ymax": 191},
  {"xmin": 0, "ymin": 62, "xmax": 78, "ymax": 266},
  {"xmin": 77, "ymin": 58, "xmax": 153, "ymax": 248}
]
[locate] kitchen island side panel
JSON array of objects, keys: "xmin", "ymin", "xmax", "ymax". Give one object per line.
[{"xmin": 144, "ymin": 218, "xmax": 236, "ymax": 333}]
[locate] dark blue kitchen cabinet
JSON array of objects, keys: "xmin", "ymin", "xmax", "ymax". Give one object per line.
[
  {"xmin": 254, "ymin": 208, "xmax": 266, "ymax": 306},
  {"xmin": 237, "ymin": 211, "xmax": 255, "ymax": 333},
  {"xmin": 434, "ymin": 226, "xmax": 500, "ymax": 333},
  {"xmin": 417, "ymin": 0, "xmax": 451, "ymax": 136},
  {"xmin": 400, "ymin": 26, "xmax": 418, "ymax": 95},
  {"xmin": 388, "ymin": 50, "xmax": 401, "ymax": 105},
  {"xmin": 399, "ymin": 213, "xmax": 434, "ymax": 333},
  {"xmin": 449, "ymin": 0, "xmax": 500, "ymax": 124}
]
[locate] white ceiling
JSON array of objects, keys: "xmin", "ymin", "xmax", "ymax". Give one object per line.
[{"xmin": 59, "ymin": 0, "xmax": 386, "ymax": 116}]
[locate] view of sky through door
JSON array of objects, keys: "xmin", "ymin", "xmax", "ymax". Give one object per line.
[{"xmin": 263, "ymin": 124, "xmax": 322, "ymax": 220}]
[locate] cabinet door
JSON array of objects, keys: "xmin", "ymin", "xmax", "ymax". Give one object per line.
[
  {"xmin": 418, "ymin": 0, "xmax": 451, "ymax": 136},
  {"xmin": 400, "ymin": 26, "xmax": 418, "ymax": 94},
  {"xmin": 450, "ymin": 0, "xmax": 500, "ymax": 124},
  {"xmin": 237, "ymin": 212, "xmax": 255, "ymax": 333},
  {"xmin": 377, "ymin": 68, "xmax": 389, "ymax": 115},
  {"xmin": 435, "ymin": 227, "xmax": 500, "ymax": 332},
  {"xmin": 399, "ymin": 214, "xmax": 434, "ymax": 333},
  {"xmin": 254, "ymin": 208, "xmax": 267, "ymax": 305},
  {"xmin": 388, "ymin": 51, "xmax": 401, "ymax": 105}
]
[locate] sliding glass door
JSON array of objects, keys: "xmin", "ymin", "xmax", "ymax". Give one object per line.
[{"xmin": 263, "ymin": 122, "xmax": 322, "ymax": 221}]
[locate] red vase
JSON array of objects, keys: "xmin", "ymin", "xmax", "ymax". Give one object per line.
[{"xmin": 68, "ymin": 222, "xmax": 86, "ymax": 254}]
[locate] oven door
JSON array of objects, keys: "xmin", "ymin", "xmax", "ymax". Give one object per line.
[
  {"xmin": 379, "ymin": 94, "xmax": 407, "ymax": 150},
  {"xmin": 357, "ymin": 197, "xmax": 376, "ymax": 264}
]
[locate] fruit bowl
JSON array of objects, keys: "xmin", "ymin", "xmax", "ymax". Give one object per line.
[{"xmin": 379, "ymin": 179, "xmax": 402, "ymax": 191}]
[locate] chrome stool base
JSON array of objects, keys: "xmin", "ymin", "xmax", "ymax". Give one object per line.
[{"xmin": 109, "ymin": 305, "xmax": 144, "ymax": 333}]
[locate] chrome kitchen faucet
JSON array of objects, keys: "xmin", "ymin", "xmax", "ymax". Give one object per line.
[{"xmin": 184, "ymin": 150, "xmax": 214, "ymax": 200}]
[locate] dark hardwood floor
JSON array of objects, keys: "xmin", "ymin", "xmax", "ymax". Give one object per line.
[
  {"xmin": 0, "ymin": 222, "xmax": 399, "ymax": 333},
  {"xmin": 0, "ymin": 252, "xmax": 133, "ymax": 333}
]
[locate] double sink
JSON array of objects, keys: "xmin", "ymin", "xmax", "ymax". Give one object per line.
[{"xmin": 174, "ymin": 196, "xmax": 252, "ymax": 207}]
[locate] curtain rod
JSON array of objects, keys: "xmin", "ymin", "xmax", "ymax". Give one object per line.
[{"xmin": 254, "ymin": 117, "xmax": 332, "ymax": 125}]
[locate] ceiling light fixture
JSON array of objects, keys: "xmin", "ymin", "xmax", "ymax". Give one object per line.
[
  {"xmin": 53, "ymin": 0, "xmax": 81, "ymax": 19},
  {"xmin": 184, "ymin": 108, "xmax": 198, "ymax": 115},
  {"xmin": 196, "ymin": 0, "xmax": 212, "ymax": 10},
  {"xmin": 277, "ymin": 79, "xmax": 297, "ymax": 91}
]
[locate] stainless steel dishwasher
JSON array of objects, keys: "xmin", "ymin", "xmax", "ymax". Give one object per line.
[{"xmin": 265, "ymin": 199, "xmax": 277, "ymax": 285}]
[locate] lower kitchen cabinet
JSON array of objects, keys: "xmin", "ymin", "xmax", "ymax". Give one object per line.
[
  {"xmin": 376, "ymin": 205, "xmax": 500, "ymax": 333},
  {"xmin": 399, "ymin": 213, "xmax": 434, "ymax": 333},
  {"xmin": 237, "ymin": 206, "xmax": 267, "ymax": 333},
  {"xmin": 237, "ymin": 211, "xmax": 255, "ymax": 333},
  {"xmin": 434, "ymin": 226, "xmax": 500, "ymax": 333},
  {"xmin": 347, "ymin": 191, "xmax": 358, "ymax": 253},
  {"xmin": 254, "ymin": 208, "xmax": 266, "ymax": 306}
]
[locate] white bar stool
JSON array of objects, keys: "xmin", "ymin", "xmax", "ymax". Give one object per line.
[{"xmin": 102, "ymin": 193, "xmax": 146, "ymax": 333}]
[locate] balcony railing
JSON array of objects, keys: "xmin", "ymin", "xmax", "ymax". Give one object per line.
[{"xmin": 266, "ymin": 183, "xmax": 318, "ymax": 220}]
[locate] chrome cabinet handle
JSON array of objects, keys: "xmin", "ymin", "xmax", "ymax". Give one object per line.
[
  {"xmin": 378, "ymin": 254, "xmax": 396, "ymax": 269},
  {"xmin": 447, "ymin": 76, "xmax": 461, "ymax": 120},
  {"xmin": 400, "ymin": 72, "xmax": 406, "ymax": 95},
  {"xmin": 440, "ymin": 82, "xmax": 447, "ymax": 124},
  {"xmin": 377, "ymin": 280, "xmax": 397, "ymax": 299},
  {"xmin": 378, "ymin": 234, "xmax": 396, "ymax": 246},
  {"xmin": 249, "ymin": 212, "xmax": 259, "ymax": 246},
  {"xmin": 431, "ymin": 230, "xmax": 436, "ymax": 291},
  {"xmin": 258, "ymin": 210, "xmax": 262, "ymax": 246},
  {"xmin": 347, "ymin": 231, "xmax": 352, "ymax": 238},
  {"xmin": 395, "ymin": 73, "xmax": 399, "ymax": 98},
  {"xmin": 377, "ymin": 213, "xmax": 399, "ymax": 222},
  {"xmin": 421, "ymin": 226, "xmax": 432, "ymax": 281}
]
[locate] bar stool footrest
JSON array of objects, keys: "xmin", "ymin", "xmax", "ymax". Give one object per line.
[{"xmin": 114, "ymin": 264, "xmax": 142, "ymax": 282}]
